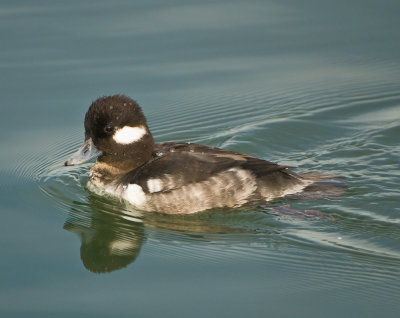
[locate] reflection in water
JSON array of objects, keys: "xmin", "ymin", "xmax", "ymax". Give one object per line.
[
  {"xmin": 61, "ymin": 191, "xmax": 400, "ymax": 303},
  {"xmin": 63, "ymin": 194, "xmax": 267, "ymax": 273},
  {"xmin": 63, "ymin": 196, "xmax": 145, "ymax": 273}
]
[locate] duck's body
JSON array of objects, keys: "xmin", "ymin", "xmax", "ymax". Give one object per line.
[
  {"xmin": 65, "ymin": 95, "xmax": 312, "ymax": 214},
  {"xmin": 88, "ymin": 142, "xmax": 310, "ymax": 214}
]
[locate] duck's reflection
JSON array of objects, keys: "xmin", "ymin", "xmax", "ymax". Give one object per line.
[
  {"xmin": 63, "ymin": 196, "xmax": 145, "ymax": 273},
  {"xmin": 63, "ymin": 194, "xmax": 252, "ymax": 273}
]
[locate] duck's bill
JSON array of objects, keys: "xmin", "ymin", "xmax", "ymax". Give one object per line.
[{"xmin": 64, "ymin": 138, "xmax": 102, "ymax": 166}]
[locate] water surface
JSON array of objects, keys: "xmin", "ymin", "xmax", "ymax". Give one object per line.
[{"xmin": 1, "ymin": 1, "xmax": 400, "ymax": 317}]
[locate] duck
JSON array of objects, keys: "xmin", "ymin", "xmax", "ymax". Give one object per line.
[{"xmin": 65, "ymin": 94, "xmax": 314, "ymax": 214}]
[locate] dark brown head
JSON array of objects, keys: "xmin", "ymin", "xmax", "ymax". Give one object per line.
[{"xmin": 65, "ymin": 95, "xmax": 154, "ymax": 171}]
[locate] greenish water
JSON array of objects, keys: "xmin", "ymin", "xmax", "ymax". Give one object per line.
[{"xmin": 1, "ymin": 0, "xmax": 400, "ymax": 317}]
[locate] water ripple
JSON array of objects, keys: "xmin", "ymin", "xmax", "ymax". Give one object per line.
[{"xmin": 6, "ymin": 81, "xmax": 400, "ymax": 278}]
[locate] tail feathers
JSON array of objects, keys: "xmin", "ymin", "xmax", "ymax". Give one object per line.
[{"xmin": 287, "ymin": 171, "xmax": 347, "ymax": 200}]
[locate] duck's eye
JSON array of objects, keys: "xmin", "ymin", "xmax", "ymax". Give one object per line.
[{"xmin": 104, "ymin": 125, "xmax": 114, "ymax": 133}]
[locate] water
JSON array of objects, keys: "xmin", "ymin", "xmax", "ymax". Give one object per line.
[{"xmin": 1, "ymin": 0, "xmax": 400, "ymax": 317}]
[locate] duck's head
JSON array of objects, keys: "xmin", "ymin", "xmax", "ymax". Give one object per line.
[{"xmin": 65, "ymin": 95, "xmax": 154, "ymax": 172}]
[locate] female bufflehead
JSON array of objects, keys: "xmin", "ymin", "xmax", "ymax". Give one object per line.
[{"xmin": 65, "ymin": 95, "xmax": 314, "ymax": 214}]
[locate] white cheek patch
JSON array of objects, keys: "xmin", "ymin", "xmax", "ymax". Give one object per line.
[{"xmin": 113, "ymin": 126, "xmax": 147, "ymax": 144}]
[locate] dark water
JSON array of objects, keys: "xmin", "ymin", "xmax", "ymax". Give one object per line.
[{"xmin": 1, "ymin": 1, "xmax": 400, "ymax": 317}]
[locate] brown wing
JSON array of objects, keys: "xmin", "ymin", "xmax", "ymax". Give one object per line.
[{"xmin": 119, "ymin": 143, "xmax": 294, "ymax": 194}]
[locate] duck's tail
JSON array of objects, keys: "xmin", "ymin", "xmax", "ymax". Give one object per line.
[{"xmin": 288, "ymin": 171, "xmax": 347, "ymax": 200}]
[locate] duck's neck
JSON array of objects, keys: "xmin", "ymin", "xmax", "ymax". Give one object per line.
[{"xmin": 90, "ymin": 134, "xmax": 155, "ymax": 185}]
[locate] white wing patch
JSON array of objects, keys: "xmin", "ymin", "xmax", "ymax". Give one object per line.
[
  {"xmin": 113, "ymin": 126, "xmax": 147, "ymax": 144},
  {"xmin": 88, "ymin": 179, "xmax": 148, "ymax": 210},
  {"xmin": 122, "ymin": 184, "xmax": 147, "ymax": 207},
  {"xmin": 147, "ymin": 178, "xmax": 163, "ymax": 193}
]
